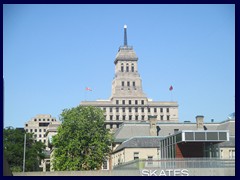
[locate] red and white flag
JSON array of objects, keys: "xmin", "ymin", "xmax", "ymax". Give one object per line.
[
  {"xmin": 85, "ymin": 87, "xmax": 92, "ymax": 91},
  {"xmin": 169, "ymin": 85, "xmax": 173, "ymax": 91}
]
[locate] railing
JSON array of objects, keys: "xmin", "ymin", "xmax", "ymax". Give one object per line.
[{"xmin": 113, "ymin": 158, "xmax": 235, "ymax": 170}]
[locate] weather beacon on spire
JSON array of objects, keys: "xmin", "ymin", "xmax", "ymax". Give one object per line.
[{"xmin": 124, "ymin": 24, "xmax": 127, "ymax": 46}]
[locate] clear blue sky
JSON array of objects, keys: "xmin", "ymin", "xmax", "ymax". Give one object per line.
[{"xmin": 3, "ymin": 4, "xmax": 235, "ymax": 128}]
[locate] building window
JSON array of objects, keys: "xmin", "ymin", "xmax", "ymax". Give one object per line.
[
  {"xmin": 39, "ymin": 139, "xmax": 42, "ymax": 142},
  {"xmin": 142, "ymin": 115, "xmax": 145, "ymax": 121},
  {"xmin": 103, "ymin": 107, "xmax": 106, "ymax": 112},
  {"xmin": 127, "ymin": 81, "xmax": 130, "ymax": 87},
  {"xmin": 154, "ymin": 108, "xmax": 157, "ymax": 113},
  {"xmin": 116, "ymin": 100, "xmax": 119, "ymax": 104},
  {"xmin": 161, "ymin": 115, "xmax": 164, "ymax": 121},
  {"xmin": 44, "ymin": 129, "xmax": 46, "ymax": 132},
  {"xmin": 126, "ymin": 64, "xmax": 129, "ymax": 72},
  {"xmin": 135, "ymin": 115, "xmax": 138, "ymax": 121},
  {"xmin": 30, "ymin": 129, "xmax": 33, "ymax": 132},
  {"xmin": 122, "ymin": 108, "xmax": 125, "ymax": 113},
  {"xmin": 123, "ymin": 115, "xmax": 126, "ymax": 120},
  {"xmin": 167, "ymin": 115, "xmax": 170, "ymax": 121},
  {"xmin": 39, "ymin": 129, "xmax": 42, "ymax": 132},
  {"xmin": 44, "ymin": 140, "xmax": 46, "ymax": 143},
  {"xmin": 122, "ymin": 81, "xmax": 124, "ymax": 87},
  {"xmin": 25, "ymin": 124, "xmax": 28, "ymax": 127},
  {"xmin": 47, "ymin": 119, "xmax": 50, "ymax": 121},
  {"xmin": 39, "ymin": 134, "xmax": 42, "ymax": 138},
  {"xmin": 35, "ymin": 129, "xmax": 37, "ymax": 132},
  {"xmin": 229, "ymin": 150, "xmax": 235, "ymax": 159},
  {"xmin": 116, "ymin": 115, "xmax": 119, "ymax": 120},
  {"xmin": 43, "ymin": 119, "xmax": 45, "ymax": 121},
  {"xmin": 129, "ymin": 115, "xmax": 132, "ymax": 120},
  {"xmin": 129, "ymin": 100, "xmax": 131, "ymax": 105},
  {"xmin": 39, "ymin": 119, "xmax": 41, "ymax": 121},
  {"xmin": 110, "ymin": 115, "xmax": 113, "ymax": 121},
  {"xmin": 122, "ymin": 100, "xmax": 125, "ymax": 105},
  {"xmin": 135, "ymin": 108, "xmax": 138, "ymax": 112},
  {"xmin": 141, "ymin": 100, "xmax": 144, "ymax": 105},
  {"xmin": 148, "ymin": 156, "xmax": 153, "ymax": 165},
  {"xmin": 141, "ymin": 108, "xmax": 144, "ymax": 113},
  {"xmin": 52, "ymin": 119, "xmax": 55, "ymax": 121},
  {"xmin": 133, "ymin": 81, "xmax": 135, "ymax": 86},
  {"xmin": 134, "ymin": 152, "xmax": 139, "ymax": 160},
  {"xmin": 160, "ymin": 108, "xmax": 163, "ymax": 113},
  {"xmin": 121, "ymin": 64, "xmax": 124, "ymax": 72},
  {"xmin": 148, "ymin": 108, "xmax": 151, "ymax": 113},
  {"xmin": 26, "ymin": 129, "xmax": 28, "ymax": 132},
  {"xmin": 131, "ymin": 65, "xmax": 134, "ymax": 72},
  {"xmin": 135, "ymin": 100, "xmax": 138, "ymax": 105},
  {"xmin": 110, "ymin": 108, "xmax": 112, "ymax": 112},
  {"xmin": 34, "ymin": 119, "xmax": 37, "ymax": 121},
  {"xmin": 103, "ymin": 160, "xmax": 108, "ymax": 170},
  {"xmin": 116, "ymin": 108, "xmax": 119, "ymax": 112},
  {"xmin": 174, "ymin": 129, "xmax": 179, "ymax": 134},
  {"xmin": 129, "ymin": 108, "xmax": 132, "ymax": 113},
  {"xmin": 167, "ymin": 108, "xmax": 169, "ymax": 113}
]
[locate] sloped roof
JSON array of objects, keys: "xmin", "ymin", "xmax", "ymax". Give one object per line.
[
  {"xmin": 114, "ymin": 136, "xmax": 162, "ymax": 153},
  {"xmin": 114, "ymin": 46, "xmax": 138, "ymax": 63},
  {"xmin": 219, "ymin": 136, "xmax": 235, "ymax": 147}
]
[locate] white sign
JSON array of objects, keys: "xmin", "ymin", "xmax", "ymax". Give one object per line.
[{"xmin": 141, "ymin": 169, "xmax": 189, "ymax": 176}]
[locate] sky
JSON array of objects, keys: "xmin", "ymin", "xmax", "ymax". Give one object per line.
[{"xmin": 3, "ymin": 4, "xmax": 235, "ymax": 128}]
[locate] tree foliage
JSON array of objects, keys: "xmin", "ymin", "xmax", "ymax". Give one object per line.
[
  {"xmin": 52, "ymin": 106, "xmax": 113, "ymax": 171},
  {"xmin": 3, "ymin": 127, "xmax": 46, "ymax": 172}
]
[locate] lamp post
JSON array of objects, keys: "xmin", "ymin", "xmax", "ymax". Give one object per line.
[{"xmin": 23, "ymin": 133, "xmax": 26, "ymax": 172}]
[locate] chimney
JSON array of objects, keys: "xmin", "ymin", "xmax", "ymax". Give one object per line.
[
  {"xmin": 196, "ymin": 115, "xmax": 204, "ymax": 130},
  {"xmin": 149, "ymin": 115, "xmax": 157, "ymax": 136}
]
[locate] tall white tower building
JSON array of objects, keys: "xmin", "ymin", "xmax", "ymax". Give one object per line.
[{"xmin": 81, "ymin": 25, "xmax": 178, "ymax": 129}]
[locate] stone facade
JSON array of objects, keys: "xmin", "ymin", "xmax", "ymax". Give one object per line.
[
  {"xmin": 81, "ymin": 25, "xmax": 178, "ymax": 129},
  {"xmin": 24, "ymin": 114, "xmax": 58, "ymax": 147}
]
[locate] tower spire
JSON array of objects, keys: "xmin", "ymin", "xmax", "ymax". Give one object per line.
[{"xmin": 124, "ymin": 24, "xmax": 127, "ymax": 46}]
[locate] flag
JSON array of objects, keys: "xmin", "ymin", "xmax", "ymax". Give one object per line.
[
  {"xmin": 85, "ymin": 87, "xmax": 92, "ymax": 91},
  {"xmin": 169, "ymin": 85, "xmax": 173, "ymax": 91}
]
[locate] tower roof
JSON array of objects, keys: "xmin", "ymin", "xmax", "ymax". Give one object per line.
[{"xmin": 114, "ymin": 25, "xmax": 138, "ymax": 64}]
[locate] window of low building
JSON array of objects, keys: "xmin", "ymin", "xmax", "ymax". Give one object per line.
[{"xmin": 134, "ymin": 152, "xmax": 139, "ymax": 160}]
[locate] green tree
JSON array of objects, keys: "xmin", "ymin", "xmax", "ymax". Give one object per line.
[
  {"xmin": 3, "ymin": 127, "xmax": 46, "ymax": 172},
  {"xmin": 52, "ymin": 106, "xmax": 113, "ymax": 171}
]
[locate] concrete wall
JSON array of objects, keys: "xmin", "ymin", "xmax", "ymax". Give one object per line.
[{"xmin": 112, "ymin": 148, "xmax": 159, "ymax": 167}]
